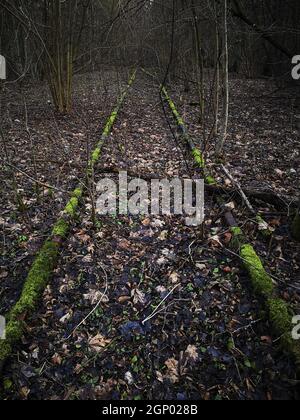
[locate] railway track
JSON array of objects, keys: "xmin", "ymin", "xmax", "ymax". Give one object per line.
[{"xmin": 0, "ymin": 71, "xmax": 299, "ymax": 400}]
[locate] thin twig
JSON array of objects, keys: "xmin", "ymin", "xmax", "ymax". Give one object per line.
[
  {"xmin": 142, "ymin": 283, "xmax": 180, "ymax": 325},
  {"xmin": 66, "ymin": 264, "xmax": 109, "ymax": 340},
  {"xmin": 1, "ymin": 160, "xmax": 68, "ymax": 193}
]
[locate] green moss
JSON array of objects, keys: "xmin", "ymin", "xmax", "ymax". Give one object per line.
[
  {"xmin": 161, "ymin": 87, "xmax": 185, "ymax": 127},
  {"xmin": 0, "ymin": 321, "xmax": 23, "ymax": 362},
  {"xmin": 5, "ymin": 321, "xmax": 23, "ymax": 341},
  {"xmin": 52, "ymin": 218, "xmax": 69, "ymax": 237},
  {"xmin": 0, "ymin": 240, "xmax": 60, "ymax": 363},
  {"xmin": 3, "ymin": 378, "xmax": 13, "ymax": 390},
  {"xmin": 10, "ymin": 240, "xmax": 59, "ymax": 319},
  {"xmin": 240, "ymin": 244, "xmax": 274, "ymax": 298},
  {"xmin": 230, "ymin": 226, "xmax": 246, "ymax": 249},
  {"xmin": 267, "ymin": 298, "xmax": 300, "ymax": 366},
  {"xmin": 192, "ymin": 148, "xmax": 205, "ymax": 168},
  {"xmin": 91, "ymin": 148, "xmax": 101, "ymax": 164},
  {"xmin": 72, "ymin": 188, "xmax": 82, "ymax": 199},
  {"xmin": 64, "ymin": 196, "xmax": 79, "ymax": 217},
  {"xmin": 0, "ymin": 342, "xmax": 12, "ymax": 362},
  {"xmin": 231, "ymin": 227, "xmax": 243, "ymax": 236},
  {"xmin": 267, "ymin": 298, "xmax": 292, "ymax": 337},
  {"xmin": 206, "ymin": 176, "xmax": 216, "ymax": 185}
]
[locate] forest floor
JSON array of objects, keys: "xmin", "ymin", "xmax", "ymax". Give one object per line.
[{"xmin": 0, "ymin": 70, "xmax": 300, "ymax": 400}]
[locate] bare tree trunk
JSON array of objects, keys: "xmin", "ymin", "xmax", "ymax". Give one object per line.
[
  {"xmin": 213, "ymin": 0, "xmax": 220, "ymax": 136},
  {"xmin": 191, "ymin": 0, "xmax": 204, "ymax": 123},
  {"xmin": 216, "ymin": 0, "xmax": 229, "ymax": 156}
]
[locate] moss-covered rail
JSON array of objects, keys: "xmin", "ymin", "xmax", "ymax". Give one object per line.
[
  {"xmin": 161, "ymin": 86, "xmax": 216, "ymax": 186},
  {"xmin": 162, "ymin": 86, "xmax": 300, "ymax": 372},
  {"xmin": 0, "ymin": 70, "xmax": 136, "ymax": 372}
]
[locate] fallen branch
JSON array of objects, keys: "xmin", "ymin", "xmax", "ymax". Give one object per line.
[
  {"xmin": 142, "ymin": 283, "xmax": 180, "ymax": 326},
  {"xmin": 161, "ymin": 86, "xmax": 216, "ymax": 185},
  {"xmin": 221, "ymin": 164, "xmax": 255, "ymax": 214},
  {"xmin": 1, "ymin": 160, "xmax": 68, "ymax": 193},
  {"xmin": 205, "ymin": 183, "xmax": 298, "ymax": 210},
  {"xmin": 221, "ymin": 164, "xmax": 273, "ymax": 237}
]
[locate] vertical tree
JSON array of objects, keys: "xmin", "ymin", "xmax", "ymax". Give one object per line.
[
  {"xmin": 43, "ymin": 0, "xmax": 90, "ymax": 112},
  {"xmin": 216, "ymin": 0, "xmax": 229, "ymax": 156}
]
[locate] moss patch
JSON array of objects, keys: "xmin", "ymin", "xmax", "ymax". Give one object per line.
[
  {"xmin": 162, "ymin": 87, "xmax": 185, "ymax": 127},
  {"xmin": 267, "ymin": 298, "xmax": 292, "ymax": 337},
  {"xmin": 240, "ymin": 244, "xmax": 274, "ymax": 298},
  {"xmin": 205, "ymin": 175, "xmax": 216, "ymax": 185},
  {"xmin": 267, "ymin": 298, "xmax": 300, "ymax": 366},
  {"xmin": 10, "ymin": 240, "xmax": 60, "ymax": 319},
  {"xmin": 192, "ymin": 148, "xmax": 205, "ymax": 168},
  {"xmin": 162, "ymin": 87, "xmax": 217, "ymax": 186},
  {"xmin": 52, "ymin": 218, "xmax": 69, "ymax": 237},
  {"xmin": 230, "ymin": 226, "xmax": 246, "ymax": 249}
]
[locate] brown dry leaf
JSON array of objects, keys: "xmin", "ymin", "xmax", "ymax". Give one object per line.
[
  {"xmin": 185, "ymin": 345, "xmax": 199, "ymax": 363},
  {"xmin": 225, "ymin": 201, "xmax": 235, "ymax": 211},
  {"xmin": 20, "ymin": 387, "xmax": 30, "ymax": 399},
  {"xmin": 87, "ymin": 243, "xmax": 95, "ymax": 254},
  {"xmin": 141, "ymin": 217, "xmax": 151, "ymax": 226},
  {"xmin": 89, "ymin": 334, "xmax": 111, "ymax": 352},
  {"xmin": 208, "ymin": 235, "xmax": 222, "ymax": 248},
  {"xmin": 118, "ymin": 295, "xmax": 131, "ymax": 304},
  {"xmin": 156, "ymin": 371, "xmax": 164, "ymax": 383},
  {"xmin": 74, "ymin": 364, "xmax": 84, "ymax": 375},
  {"xmin": 84, "ymin": 290, "xmax": 106, "ymax": 305},
  {"xmin": 131, "ymin": 288, "xmax": 146, "ymax": 305},
  {"xmin": 158, "ymin": 230, "xmax": 168, "ymax": 241},
  {"xmin": 51, "ymin": 353, "xmax": 62, "ymax": 365},
  {"xmin": 165, "ymin": 358, "xmax": 179, "ymax": 384},
  {"xmin": 94, "ymin": 379, "xmax": 117, "ymax": 399},
  {"xmin": 261, "ymin": 336, "xmax": 273, "ymax": 345},
  {"xmin": 82, "ymin": 254, "xmax": 93, "ymax": 263},
  {"xmin": 169, "ymin": 272, "xmax": 180, "ymax": 284},
  {"xmin": 76, "ymin": 230, "xmax": 91, "ymax": 243},
  {"xmin": 196, "ymin": 263, "xmax": 206, "ymax": 271},
  {"xmin": 223, "ymin": 232, "xmax": 232, "ymax": 244},
  {"xmin": 118, "ymin": 239, "xmax": 131, "ymax": 250}
]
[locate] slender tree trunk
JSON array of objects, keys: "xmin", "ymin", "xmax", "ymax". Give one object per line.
[
  {"xmin": 191, "ymin": 0, "xmax": 204, "ymax": 123},
  {"xmin": 214, "ymin": 0, "xmax": 220, "ymax": 136},
  {"xmin": 216, "ymin": 0, "xmax": 229, "ymax": 156}
]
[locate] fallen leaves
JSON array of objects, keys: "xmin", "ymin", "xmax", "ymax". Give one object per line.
[
  {"xmin": 158, "ymin": 230, "xmax": 168, "ymax": 241},
  {"xmin": 76, "ymin": 230, "xmax": 91, "ymax": 243},
  {"xmin": 118, "ymin": 239, "xmax": 131, "ymax": 250},
  {"xmin": 164, "ymin": 358, "xmax": 179, "ymax": 384},
  {"xmin": 131, "ymin": 288, "xmax": 146, "ymax": 305},
  {"xmin": 88, "ymin": 334, "xmax": 111, "ymax": 352},
  {"xmin": 118, "ymin": 295, "xmax": 131, "ymax": 304},
  {"xmin": 169, "ymin": 271, "xmax": 180, "ymax": 284},
  {"xmin": 84, "ymin": 290, "xmax": 107, "ymax": 305},
  {"xmin": 184, "ymin": 345, "xmax": 199, "ymax": 363}
]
